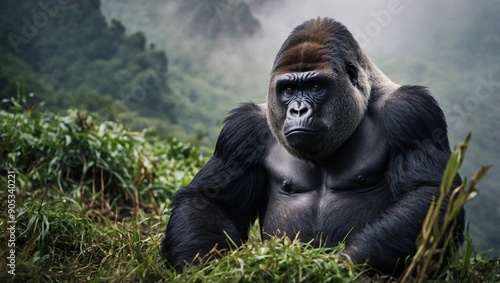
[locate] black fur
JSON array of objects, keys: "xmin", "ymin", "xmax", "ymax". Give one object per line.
[
  {"xmin": 161, "ymin": 103, "xmax": 270, "ymax": 270},
  {"xmin": 343, "ymin": 86, "xmax": 464, "ymax": 273}
]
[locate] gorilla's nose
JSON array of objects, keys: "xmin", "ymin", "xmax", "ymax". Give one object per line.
[{"xmin": 288, "ymin": 101, "xmax": 313, "ymax": 118}]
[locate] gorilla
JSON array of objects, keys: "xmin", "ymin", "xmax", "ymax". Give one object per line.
[{"xmin": 161, "ymin": 18, "xmax": 464, "ymax": 275}]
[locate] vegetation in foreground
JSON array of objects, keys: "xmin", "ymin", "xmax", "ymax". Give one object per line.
[{"xmin": 0, "ymin": 97, "xmax": 499, "ymax": 282}]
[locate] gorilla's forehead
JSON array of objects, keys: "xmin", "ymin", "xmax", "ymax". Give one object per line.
[{"xmin": 273, "ymin": 41, "xmax": 334, "ymax": 74}]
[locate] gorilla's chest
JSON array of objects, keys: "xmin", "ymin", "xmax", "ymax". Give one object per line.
[{"xmin": 261, "ymin": 133, "xmax": 391, "ymax": 244}]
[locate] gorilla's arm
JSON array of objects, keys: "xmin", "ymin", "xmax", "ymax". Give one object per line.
[
  {"xmin": 161, "ymin": 103, "xmax": 270, "ymax": 270},
  {"xmin": 344, "ymin": 86, "xmax": 464, "ymax": 274}
]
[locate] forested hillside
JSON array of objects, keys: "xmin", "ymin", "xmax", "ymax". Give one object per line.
[
  {"xmin": 0, "ymin": 0, "xmax": 499, "ymax": 280},
  {"xmin": 0, "ymin": 0, "xmax": 222, "ymax": 144}
]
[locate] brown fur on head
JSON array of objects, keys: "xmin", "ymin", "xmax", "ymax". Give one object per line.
[
  {"xmin": 266, "ymin": 18, "xmax": 375, "ymax": 159},
  {"xmin": 272, "ymin": 18, "xmax": 366, "ymax": 75}
]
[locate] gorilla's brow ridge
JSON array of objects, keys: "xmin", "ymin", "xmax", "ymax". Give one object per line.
[{"xmin": 283, "ymin": 71, "xmax": 320, "ymax": 82}]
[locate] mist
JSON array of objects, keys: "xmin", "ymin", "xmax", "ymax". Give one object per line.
[
  {"xmin": 207, "ymin": 0, "xmax": 480, "ymax": 102},
  {"xmin": 209, "ymin": 0, "xmax": 411, "ymax": 101}
]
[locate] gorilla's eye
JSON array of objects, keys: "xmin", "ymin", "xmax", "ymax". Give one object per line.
[
  {"xmin": 309, "ymin": 83, "xmax": 322, "ymax": 93},
  {"xmin": 282, "ymin": 180, "xmax": 292, "ymax": 193},
  {"xmin": 284, "ymin": 86, "xmax": 295, "ymax": 96}
]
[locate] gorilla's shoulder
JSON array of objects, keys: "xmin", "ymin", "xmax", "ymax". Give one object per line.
[
  {"xmin": 214, "ymin": 102, "xmax": 271, "ymax": 162},
  {"xmin": 380, "ymin": 85, "xmax": 449, "ymax": 150},
  {"xmin": 224, "ymin": 102, "xmax": 268, "ymax": 126}
]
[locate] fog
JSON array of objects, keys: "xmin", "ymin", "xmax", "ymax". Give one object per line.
[{"xmin": 208, "ymin": 0, "xmax": 478, "ymax": 102}]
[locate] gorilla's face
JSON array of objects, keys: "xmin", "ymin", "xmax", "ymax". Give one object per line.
[
  {"xmin": 266, "ymin": 19, "xmax": 371, "ymax": 160},
  {"xmin": 268, "ymin": 63, "xmax": 366, "ymax": 160}
]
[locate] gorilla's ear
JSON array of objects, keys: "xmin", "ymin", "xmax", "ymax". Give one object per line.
[{"xmin": 346, "ymin": 62, "xmax": 358, "ymax": 87}]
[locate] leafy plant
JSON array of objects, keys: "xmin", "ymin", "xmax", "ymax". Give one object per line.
[{"xmin": 401, "ymin": 134, "xmax": 491, "ymax": 282}]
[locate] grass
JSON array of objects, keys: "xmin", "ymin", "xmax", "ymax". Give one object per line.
[{"xmin": 0, "ymin": 97, "xmax": 499, "ymax": 282}]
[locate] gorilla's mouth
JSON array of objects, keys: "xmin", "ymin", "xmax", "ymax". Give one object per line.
[
  {"xmin": 284, "ymin": 127, "xmax": 321, "ymax": 149},
  {"xmin": 284, "ymin": 128, "xmax": 320, "ymax": 137}
]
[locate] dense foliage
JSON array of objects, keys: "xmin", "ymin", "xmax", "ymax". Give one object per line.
[
  {"xmin": 0, "ymin": 0, "xmax": 216, "ymax": 144},
  {"xmin": 0, "ymin": 96, "xmax": 203, "ymax": 281}
]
